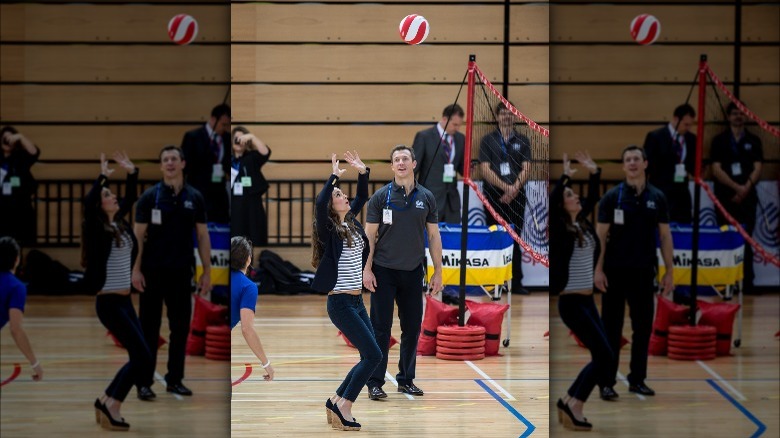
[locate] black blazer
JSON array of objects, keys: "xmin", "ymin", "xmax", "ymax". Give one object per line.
[
  {"xmin": 549, "ymin": 170, "xmax": 601, "ymax": 295},
  {"xmin": 412, "ymin": 125, "xmax": 465, "ymax": 222},
  {"xmin": 82, "ymin": 170, "xmax": 139, "ymax": 294},
  {"xmin": 181, "ymin": 125, "xmax": 231, "ymax": 222},
  {"xmin": 643, "ymin": 125, "xmax": 696, "ymax": 195},
  {"xmin": 311, "ymin": 170, "xmax": 370, "ymax": 293}
]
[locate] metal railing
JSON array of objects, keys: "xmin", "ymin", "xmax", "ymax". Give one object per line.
[{"xmin": 26, "ymin": 178, "xmax": 617, "ymax": 248}]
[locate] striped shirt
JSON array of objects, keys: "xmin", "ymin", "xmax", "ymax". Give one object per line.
[
  {"xmin": 102, "ymin": 225, "xmax": 133, "ymax": 292},
  {"xmin": 563, "ymin": 223, "xmax": 595, "ymax": 292},
  {"xmin": 333, "ymin": 225, "xmax": 364, "ymax": 292}
]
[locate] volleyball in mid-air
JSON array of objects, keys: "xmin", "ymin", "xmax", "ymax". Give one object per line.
[
  {"xmin": 399, "ymin": 14, "xmax": 430, "ymax": 45},
  {"xmin": 630, "ymin": 14, "xmax": 660, "ymax": 45},
  {"xmin": 168, "ymin": 14, "xmax": 198, "ymax": 45}
]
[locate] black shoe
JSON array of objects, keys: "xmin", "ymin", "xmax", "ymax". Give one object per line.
[
  {"xmin": 367, "ymin": 386, "xmax": 387, "ymax": 400},
  {"xmin": 137, "ymin": 386, "xmax": 156, "ymax": 401},
  {"xmin": 397, "ymin": 383, "xmax": 424, "ymax": 396},
  {"xmin": 628, "ymin": 382, "xmax": 655, "ymax": 396},
  {"xmin": 331, "ymin": 403, "xmax": 361, "ymax": 431},
  {"xmin": 166, "ymin": 383, "xmax": 193, "ymax": 396},
  {"xmin": 557, "ymin": 398, "xmax": 592, "ymax": 431},
  {"xmin": 600, "ymin": 386, "xmax": 619, "ymax": 401},
  {"xmin": 95, "ymin": 398, "xmax": 130, "ymax": 431},
  {"xmin": 513, "ymin": 286, "xmax": 530, "ymax": 295}
]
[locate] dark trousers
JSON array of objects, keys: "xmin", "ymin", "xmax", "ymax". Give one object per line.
[
  {"xmin": 717, "ymin": 194, "xmax": 757, "ymax": 292},
  {"xmin": 327, "ymin": 293, "xmax": 383, "ymax": 402},
  {"xmin": 96, "ymin": 294, "xmax": 154, "ymax": 402},
  {"xmin": 559, "ymin": 293, "xmax": 614, "ymax": 402},
  {"xmin": 601, "ymin": 267, "xmax": 655, "ymax": 386},
  {"xmin": 368, "ymin": 264, "xmax": 424, "ymax": 387},
  {"xmin": 485, "ymin": 207, "xmax": 524, "ymax": 285},
  {"xmin": 138, "ymin": 268, "xmax": 193, "ymax": 386}
]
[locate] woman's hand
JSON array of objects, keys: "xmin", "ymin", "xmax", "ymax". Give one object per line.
[
  {"xmin": 563, "ymin": 153, "xmax": 577, "ymax": 177},
  {"xmin": 237, "ymin": 133, "xmax": 257, "ymax": 150},
  {"xmin": 344, "ymin": 150, "xmax": 367, "ymax": 174},
  {"xmin": 113, "ymin": 150, "xmax": 136, "ymax": 173},
  {"xmin": 100, "ymin": 153, "xmax": 115, "ymax": 177},
  {"xmin": 331, "ymin": 153, "xmax": 346, "ymax": 177},
  {"xmin": 574, "ymin": 151, "xmax": 598, "ymax": 174}
]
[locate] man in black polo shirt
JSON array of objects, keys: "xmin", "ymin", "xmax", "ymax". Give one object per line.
[
  {"xmin": 132, "ymin": 145, "xmax": 212, "ymax": 399},
  {"xmin": 594, "ymin": 145, "xmax": 674, "ymax": 399},
  {"xmin": 363, "ymin": 145, "xmax": 443, "ymax": 400},
  {"xmin": 710, "ymin": 102, "xmax": 763, "ymax": 294}
]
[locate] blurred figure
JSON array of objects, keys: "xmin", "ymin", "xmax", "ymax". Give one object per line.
[
  {"xmin": 0, "ymin": 127, "xmax": 40, "ymax": 247},
  {"xmin": 230, "ymin": 126, "xmax": 271, "ymax": 247}
]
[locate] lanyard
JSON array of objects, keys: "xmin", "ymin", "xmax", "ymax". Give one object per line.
[
  {"xmin": 728, "ymin": 131, "xmax": 743, "ymax": 157},
  {"xmin": 155, "ymin": 182, "xmax": 187, "ymax": 209},
  {"xmin": 385, "ymin": 181, "xmax": 418, "ymax": 211}
]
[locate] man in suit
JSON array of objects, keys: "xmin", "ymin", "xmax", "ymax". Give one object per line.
[
  {"xmin": 412, "ymin": 104, "xmax": 466, "ymax": 224},
  {"xmin": 643, "ymin": 104, "xmax": 696, "ymax": 224},
  {"xmin": 181, "ymin": 104, "xmax": 231, "ymax": 224}
]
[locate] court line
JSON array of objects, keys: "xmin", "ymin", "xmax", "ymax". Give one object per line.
[
  {"xmin": 707, "ymin": 379, "xmax": 767, "ymax": 437},
  {"xmin": 465, "ymin": 360, "xmax": 516, "ymax": 401},
  {"xmin": 475, "ymin": 379, "xmax": 535, "ymax": 438},
  {"xmin": 0, "ymin": 363, "xmax": 21, "ymax": 387},
  {"xmin": 697, "ymin": 360, "xmax": 747, "ymax": 401},
  {"xmin": 616, "ymin": 371, "xmax": 646, "ymax": 401},
  {"xmin": 154, "ymin": 371, "xmax": 183, "ymax": 400},
  {"xmin": 385, "ymin": 371, "xmax": 414, "ymax": 400},
  {"xmin": 232, "ymin": 364, "xmax": 252, "ymax": 387}
]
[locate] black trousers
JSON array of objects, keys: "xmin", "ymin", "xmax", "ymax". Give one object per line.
[
  {"xmin": 368, "ymin": 264, "xmax": 424, "ymax": 388},
  {"xmin": 96, "ymin": 294, "xmax": 154, "ymax": 402},
  {"xmin": 717, "ymin": 193, "xmax": 757, "ymax": 292},
  {"xmin": 138, "ymin": 268, "xmax": 193, "ymax": 387},
  {"xmin": 485, "ymin": 199, "xmax": 525, "ymax": 286},
  {"xmin": 558, "ymin": 293, "xmax": 614, "ymax": 402},
  {"xmin": 601, "ymin": 267, "xmax": 655, "ymax": 387}
]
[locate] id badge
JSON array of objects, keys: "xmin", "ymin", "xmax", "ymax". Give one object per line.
[
  {"xmin": 674, "ymin": 164, "xmax": 686, "ymax": 183},
  {"xmin": 383, "ymin": 208, "xmax": 393, "ymax": 225},
  {"xmin": 241, "ymin": 176, "xmax": 252, "ymax": 187},
  {"xmin": 212, "ymin": 164, "xmax": 224, "ymax": 183},
  {"xmin": 731, "ymin": 162, "xmax": 742, "ymax": 176},
  {"xmin": 614, "ymin": 209, "xmax": 624, "ymax": 225},
  {"xmin": 500, "ymin": 162, "xmax": 511, "ymax": 176},
  {"xmin": 151, "ymin": 208, "xmax": 162, "ymax": 225},
  {"xmin": 233, "ymin": 183, "xmax": 244, "ymax": 196},
  {"xmin": 1, "ymin": 182, "xmax": 11, "ymax": 196},
  {"xmin": 9, "ymin": 176, "xmax": 21, "ymax": 187},
  {"xmin": 442, "ymin": 163, "xmax": 455, "ymax": 183}
]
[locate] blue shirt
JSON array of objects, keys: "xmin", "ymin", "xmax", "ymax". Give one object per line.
[
  {"xmin": 231, "ymin": 269, "xmax": 258, "ymax": 329},
  {"xmin": 0, "ymin": 272, "xmax": 27, "ymax": 329}
]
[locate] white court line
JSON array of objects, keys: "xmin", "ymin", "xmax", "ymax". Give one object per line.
[
  {"xmin": 154, "ymin": 371, "xmax": 183, "ymax": 400},
  {"xmin": 616, "ymin": 371, "xmax": 645, "ymax": 401},
  {"xmin": 464, "ymin": 361, "xmax": 516, "ymax": 401},
  {"xmin": 231, "ymin": 398, "xmax": 497, "ymax": 403},
  {"xmin": 386, "ymin": 371, "xmax": 414, "ymax": 400},
  {"xmin": 697, "ymin": 360, "xmax": 747, "ymax": 402}
]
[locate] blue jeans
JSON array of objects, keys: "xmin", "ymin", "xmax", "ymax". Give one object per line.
[
  {"xmin": 559, "ymin": 293, "xmax": 614, "ymax": 402},
  {"xmin": 327, "ymin": 293, "xmax": 382, "ymax": 402},
  {"xmin": 96, "ymin": 293, "xmax": 154, "ymax": 402}
]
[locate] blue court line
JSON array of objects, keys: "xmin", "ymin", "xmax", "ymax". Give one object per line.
[
  {"xmin": 474, "ymin": 379, "xmax": 535, "ymax": 438},
  {"xmin": 707, "ymin": 379, "xmax": 767, "ymax": 438}
]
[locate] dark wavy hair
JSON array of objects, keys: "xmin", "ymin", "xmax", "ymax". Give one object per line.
[
  {"xmin": 311, "ymin": 191, "xmax": 359, "ymax": 268},
  {"xmin": 80, "ymin": 188, "xmax": 129, "ymax": 269},
  {"xmin": 551, "ymin": 183, "xmax": 587, "ymax": 247}
]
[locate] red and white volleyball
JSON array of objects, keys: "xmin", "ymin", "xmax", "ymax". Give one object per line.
[
  {"xmin": 630, "ymin": 14, "xmax": 660, "ymax": 45},
  {"xmin": 399, "ymin": 14, "xmax": 430, "ymax": 45},
  {"xmin": 168, "ymin": 14, "xmax": 198, "ymax": 45}
]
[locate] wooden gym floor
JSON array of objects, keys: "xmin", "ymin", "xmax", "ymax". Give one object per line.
[
  {"xmin": 231, "ymin": 293, "xmax": 549, "ymax": 438},
  {"xmin": 0, "ymin": 295, "xmax": 230, "ymax": 438},
  {"xmin": 549, "ymin": 293, "xmax": 780, "ymax": 437}
]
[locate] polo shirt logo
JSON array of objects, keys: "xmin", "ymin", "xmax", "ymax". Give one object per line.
[
  {"xmin": 513, "ymin": 143, "xmax": 521, "ymax": 151},
  {"xmin": 184, "ymin": 200, "xmax": 194, "ymax": 209},
  {"xmin": 646, "ymin": 200, "xmax": 656, "ymax": 209},
  {"xmin": 415, "ymin": 200, "xmax": 425, "ymax": 209},
  {"xmin": 745, "ymin": 143, "xmax": 752, "ymax": 151}
]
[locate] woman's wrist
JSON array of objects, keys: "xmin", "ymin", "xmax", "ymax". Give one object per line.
[
  {"xmin": 261, "ymin": 360, "xmax": 271, "ymax": 369},
  {"xmin": 31, "ymin": 360, "xmax": 40, "ymax": 368}
]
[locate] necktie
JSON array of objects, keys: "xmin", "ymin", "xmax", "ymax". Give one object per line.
[
  {"xmin": 210, "ymin": 134, "xmax": 221, "ymax": 164},
  {"xmin": 443, "ymin": 134, "xmax": 452, "ymax": 163}
]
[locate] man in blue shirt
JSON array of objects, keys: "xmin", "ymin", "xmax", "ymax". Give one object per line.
[
  {"xmin": 0, "ymin": 236, "xmax": 43, "ymax": 381},
  {"xmin": 230, "ymin": 236, "xmax": 273, "ymax": 381}
]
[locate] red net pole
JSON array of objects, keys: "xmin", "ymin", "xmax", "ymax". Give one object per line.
[
  {"xmin": 689, "ymin": 54, "xmax": 708, "ymax": 325},
  {"xmin": 457, "ymin": 54, "xmax": 477, "ymax": 326}
]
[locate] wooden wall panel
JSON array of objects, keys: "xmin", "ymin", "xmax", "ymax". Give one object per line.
[
  {"xmin": 742, "ymin": 47, "xmax": 780, "ymax": 83},
  {"xmin": 507, "ymin": 85, "xmax": 549, "ymax": 124},
  {"xmin": 0, "ymin": 46, "xmax": 229, "ymax": 83},
  {"xmin": 508, "ymin": 4, "xmax": 550, "ymax": 43},
  {"xmin": 550, "ymin": 5, "xmax": 734, "ymax": 42},
  {"xmin": 0, "ymin": 4, "xmax": 229, "ymax": 42},
  {"xmin": 1, "ymin": 85, "xmax": 229, "ymax": 122},
  {"xmin": 508, "ymin": 46, "xmax": 550, "ymax": 83},
  {"xmin": 231, "ymin": 4, "xmax": 505, "ymax": 43},
  {"xmin": 231, "ymin": 45, "xmax": 504, "ymax": 83},
  {"xmin": 742, "ymin": 4, "xmax": 780, "ymax": 42},
  {"xmin": 550, "ymin": 46, "xmax": 733, "ymax": 82}
]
